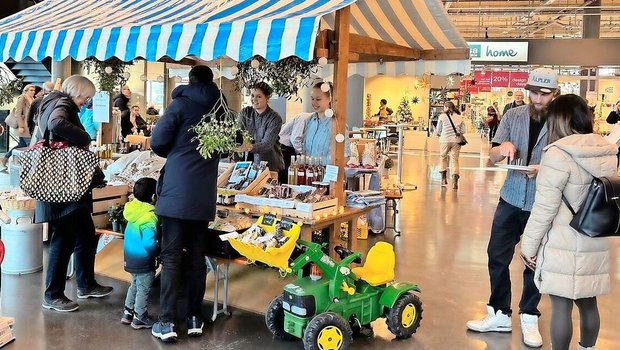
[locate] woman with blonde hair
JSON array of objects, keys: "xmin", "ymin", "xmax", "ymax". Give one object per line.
[
  {"xmin": 436, "ymin": 101, "xmax": 465, "ymax": 189},
  {"xmin": 1, "ymin": 84, "xmax": 36, "ymax": 169},
  {"xmin": 36, "ymin": 75, "xmax": 113, "ymax": 312},
  {"xmin": 521, "ymin": 94, "xmax": 617, "ymax": 350}
]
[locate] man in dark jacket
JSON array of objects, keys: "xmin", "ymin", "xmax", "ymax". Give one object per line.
[
  {"xmin": 150, "ymin": 66, "xmax": 220, "ymax": 343},
  {"xmin": 27, "ymin": 81, "xmax": 54, "ymax": 136},
  {"xmin": 502, "ymin": 90, "xmax": 526, "ymax": 116}
]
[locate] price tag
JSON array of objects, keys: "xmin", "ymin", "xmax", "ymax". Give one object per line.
[
  {"xmin": 281, "ymin": 218, "xmax": 294, "ymax": 231},
  {"xmin": 262, "ymin": 214, "xmax": 276, "ymax": 226},
  {"xmin": 324, "ymin": 165, "xmax": 339, "ymax": 182}
]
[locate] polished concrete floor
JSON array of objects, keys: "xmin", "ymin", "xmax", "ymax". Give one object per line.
[{"xmin": 1, "ymin": 148, "xmax": 619, "ymax": 350}]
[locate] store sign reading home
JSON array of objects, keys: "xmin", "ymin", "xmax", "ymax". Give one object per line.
[{"xmin": 468, "ymin": 42, "xmax": 529, "ymax": 62}]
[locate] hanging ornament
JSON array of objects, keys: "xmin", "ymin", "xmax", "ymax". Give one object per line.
[
  {"xmin": 447, "ymin": 75, "xmax": 455, "ymax": 87},
  {"xmin": 318, "ymin": 57, "xmax": 328, "ymax": 66},
  {"xmin": 335, "ymin": 133, "xmax": 345, "ymax": 143},
  {"xmin": 439, "ymin": 86, "xmax": 449, "ymax": 101},
  {"xmin": 230, "ymin": 66, "xmax": 239, "ymax": 75},
  {"xmin": 429, "ymin": 91, "xmax": 442, "ymax": 105},
  {"xmin": 122, "ymin": 71, "xmax": 131, "ymax": 79},
  {"xmin": 411, "ymin": 96, "xmax": 420, "ymax": 104},
  {"xmin": 139, "ymin": 74, "xmax": 147, "ymax": 82},
  {"xmin": 250, "ymin": 59, "xmax": 260, "ymax": 69},
  {"xmin": 104, "ymin": 66, "xmax": 113, "ymax": 74},
  {"xmin": 321, "ymin": 82, "xmax": 331, "ymax": 93},
  {"xmin": 324, "ymin": 108, "xmax": 334, "ymax": 118}
]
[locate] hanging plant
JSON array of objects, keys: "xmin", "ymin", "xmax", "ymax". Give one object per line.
[
  {"xmin": 232, "ymin": 56, "xmax": 319, "ymax": 101},
  {"xmin": 82, "ymin": 57, "xmax": 133, "ymax": 93},
  {"xmin": 190, "ymin": 93, "xmax": 251, "ymax": 159},
  {"xmin": 0, "ymin": 74, "xmax": 23, "ymax": 106}
]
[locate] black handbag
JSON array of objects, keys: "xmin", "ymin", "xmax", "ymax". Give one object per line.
[
  {"xmin": 561, "ymin": 176, "xmax": 620, "ymax": 237},
  {"xmin": 446, "ymin": 113, "xmax": 467, "ymax": 146}
]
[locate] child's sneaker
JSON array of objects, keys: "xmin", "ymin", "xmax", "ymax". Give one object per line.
[
  {"xmin": 131, "ymin": 312, "xmax": 155, "ymax": 329},
  {"xmin": 121, "ymin": 307, "xmax": 134, "ymax": 325}
]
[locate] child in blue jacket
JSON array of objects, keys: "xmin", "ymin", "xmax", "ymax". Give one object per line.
[{"xmin": 121, "ymin": 178, "xmax": 159, "ymax": 329}]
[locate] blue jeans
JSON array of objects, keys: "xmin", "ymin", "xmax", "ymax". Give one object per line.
[
  {"xmin": 487, "ymin": 199, "xmax": 541, "ymax": 316},
  {"xmin": 125, "ymin": 272, "xmax": 155, "ymax": 316},
  {"xmin": 45, "ymin": 208, "xmax": 97, "ymax": 300},
  {"xmin": 5, "ymin": 137, "xmax": 30, "ymax": 159}
]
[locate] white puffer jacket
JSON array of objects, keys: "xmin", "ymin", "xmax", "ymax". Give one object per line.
[{"xmin": 521, "ymin": 134, "xmax": 618, "ymax": 300}]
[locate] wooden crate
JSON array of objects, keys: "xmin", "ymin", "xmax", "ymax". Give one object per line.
[
  {"xmin": 284, "ymin": 198, "xmax": 339, "ymax": 220},
  {"xmin": 217, "ymin": 167, "xmax": 271, "ymax": 196},
  {"xmin": 92, "ymin": 185, "xmax": 130, "ymax": 229}
]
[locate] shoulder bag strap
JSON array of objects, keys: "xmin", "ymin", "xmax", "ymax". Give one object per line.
[
  {"xmin": 561, "ymin": 195, "xmax": 576, "ymax": 216},
  {"xmin": 446, "ymin": 113, "xmax": 460, "ymax": 136}
]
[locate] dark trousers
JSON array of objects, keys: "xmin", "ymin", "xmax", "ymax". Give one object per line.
[
  {"xmin": 489, "ymin": 125, "xmax": 498, "ymax": 142},
  {"xmin": 279, "ymin": 143, "xmax": 296, "ymax": 184},
  {"xmin": 487, "ymin": 199, "xmax": 541, "ymax": 316},
  {"xmin": 159, "ymin": 216, "xmax": 208, "ymax": 323},
  {"xmin": 45, "ymin": 208, "xmax": 97, "ymax": 300}
]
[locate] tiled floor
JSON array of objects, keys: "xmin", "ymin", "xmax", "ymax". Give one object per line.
[{"xmin": 1, "ymin": 148, "xmax": 619, "ymax": 350}]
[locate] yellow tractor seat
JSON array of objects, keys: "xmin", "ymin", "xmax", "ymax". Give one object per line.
[{"xmin": 351, "ymin": 242, "xmax": 395, "ymax": 286}]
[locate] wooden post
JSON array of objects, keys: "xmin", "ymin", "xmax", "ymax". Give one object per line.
[{"xmin": 332, "ymin": 6, "xmax": 350, "ymax": 205}]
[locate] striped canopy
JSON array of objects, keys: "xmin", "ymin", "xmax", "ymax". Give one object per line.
[{"xmin": 0, "ymin": 0, "xmax": 467, "ymax": 63}]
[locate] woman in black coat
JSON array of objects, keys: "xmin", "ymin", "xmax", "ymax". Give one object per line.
[{"xmin": 36, "ymin": 75, "xmax": 113, "ymax": 312}]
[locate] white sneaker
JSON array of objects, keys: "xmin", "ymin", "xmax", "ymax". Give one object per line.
[
  {"xmin": 578, "ymin": 344, "xmax": 596, "ymax": 350},
  {"xmin": 467, "ymin": 305, "xmax": 512, "ymax": 333},
  {"xmin": 520, "ymin": 313, "xmax": 543, "ymax": 348}
]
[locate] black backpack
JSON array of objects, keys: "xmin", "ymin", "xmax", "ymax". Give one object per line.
[{"xmin": 562, "ymin": 177, "xmax": 620, "ymax": 237}]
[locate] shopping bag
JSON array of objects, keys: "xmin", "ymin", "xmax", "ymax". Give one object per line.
[
  {"xmin": 19, "ymin": 139, "xmax": 99, "ymax": 203},
  {"xmin": 4, "ymin": 109, "xmax": 17, "ymax": 129}
]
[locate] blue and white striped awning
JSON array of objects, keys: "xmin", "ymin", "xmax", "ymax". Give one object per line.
[{"xmin": 0, "ymin": 0, "xmax": 467, "ymax": 63}]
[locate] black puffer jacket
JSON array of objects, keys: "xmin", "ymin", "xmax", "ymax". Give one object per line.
[
  {"xmin": 151, "ymin": 82, "xmax": 221, "ymax": 221},
  {"xmin": 34, "ymin": 91, "xmax": 93, "ymax": 223}
]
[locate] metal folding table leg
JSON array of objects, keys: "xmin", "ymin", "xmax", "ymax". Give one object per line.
[{"xmin": 206, "ymin": 257, "xmax": 232, "ymax": 322}]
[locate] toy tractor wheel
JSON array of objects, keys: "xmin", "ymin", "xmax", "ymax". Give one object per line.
[
  {"xmin": 265, "ymin": 295, "xmax": 295, "ymax": 341},
  {"xmin": 386, "ymin": 293, "xmax": 423, "ymax": 339},
  {"xmin": 303, "ymin": 312, "xmax": 353, "ymax": 350}
]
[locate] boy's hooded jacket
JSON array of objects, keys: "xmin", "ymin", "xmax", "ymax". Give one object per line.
[{"xmin": 123, "ymin": 200, "xmax": 158, "ymax": 273}]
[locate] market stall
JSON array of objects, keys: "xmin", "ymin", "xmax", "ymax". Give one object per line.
[{"xmin": 0, "ymin": 1, "xmax": 468, "ymax": 343}]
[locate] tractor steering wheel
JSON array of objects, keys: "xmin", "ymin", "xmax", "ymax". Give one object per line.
[{"xmin": 334, "ymin": 246, "xmax": 362, "ymax": 264}]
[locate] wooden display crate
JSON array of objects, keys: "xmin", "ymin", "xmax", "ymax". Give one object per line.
[
  {"xmin": 217, "ymin": 166, "xmax": 271, "ymax": 196},
  {"xmin": 92, "ymin": 185, "xmax": 130, "ymax": 229},
  {"xmin": 236, "ymin": 198, "xmax": 339, "ymax": 221}
]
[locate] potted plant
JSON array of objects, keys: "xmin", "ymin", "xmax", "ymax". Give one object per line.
[{"xmin": 108, "ymin": 204, "xmax": 125, "ymax": 232}]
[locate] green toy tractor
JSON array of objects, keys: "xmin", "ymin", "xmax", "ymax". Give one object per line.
[{"xmin": 265, "ymin": 239, "xmax": 423, "ymax": 350}]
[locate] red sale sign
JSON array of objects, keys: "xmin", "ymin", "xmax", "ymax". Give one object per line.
[
  {"xmin": 509, "ymin": 72, "xmax": 529, "ymax": 88},
  {"xmin": 491, "ymin": 72, "xmax": 510, "ymax": 87},
  {"xmin": 474, "ymin": 71, "xmax": 492, "ymax": 88}
]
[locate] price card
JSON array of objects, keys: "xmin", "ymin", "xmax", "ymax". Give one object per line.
[
  {"xmin": 92, "ymin": 91, "xmax": 110, "ymax": 123},
  {"xmin": 323, "ymin": 165, "xmax": 339, "ymax": 182},
  {"xmin": 262, "ymin": 214, "xmax": 277, "ymax": 226},
  {"xmin": 281, "ymin": 218, "xmax": 294, "ymax": 231}
]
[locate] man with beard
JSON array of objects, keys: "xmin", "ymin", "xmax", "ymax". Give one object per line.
[{"xmin": 467, "ymin": 68, "xmax": 559, "ymax": 349}]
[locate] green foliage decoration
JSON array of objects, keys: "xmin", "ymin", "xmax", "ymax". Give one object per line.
[
  {"xmin": 233, "ymin": 56, "xmax": 319, "ymax": 101},
  {"xmin": 82, "ymin": 57, "xmax": 133, "ymax": 93}
]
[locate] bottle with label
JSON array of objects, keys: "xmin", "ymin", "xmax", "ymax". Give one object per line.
[
  {"xmin": 317, "ymin": 157, "xmax": 325, "ymax": 182},
  {"xmin": 306, "ymin": 157, "xmax": 315, "ymax": 185},
  {"xmin": 297, "ymin": 155, "xmax": 306, "ymax": 186},
  {"xmin": 287, "ymin": 156, "xmax": 296, "ymax": 185}
]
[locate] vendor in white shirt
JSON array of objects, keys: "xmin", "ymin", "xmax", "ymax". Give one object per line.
[{"xmin": 278, "ymin": 112, "xmax": 311, "ymax": 183}]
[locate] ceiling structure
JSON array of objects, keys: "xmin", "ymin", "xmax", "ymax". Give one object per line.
[{"xmin": 443, "ymin": 0, "xmax": 620, "ymax": 39}]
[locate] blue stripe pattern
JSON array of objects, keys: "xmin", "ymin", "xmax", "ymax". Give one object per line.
[{"xmin": 0, "ymin": 0, "xmax": 468, "ymax": 63}]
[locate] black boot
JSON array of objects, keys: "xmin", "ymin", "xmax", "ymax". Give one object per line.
[
  {"xmin": 440, "ymin": 171, "xmax": 448, "ymax": 187},
  {"xmin": 452, "ymin": 174, "xmax": 460, "ymax": 190}
]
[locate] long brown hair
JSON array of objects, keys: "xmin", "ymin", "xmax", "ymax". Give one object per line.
[
  {"xmin": 546, "ymin": 94, "xmax": 593, "ymax": 144},
  {"xmin": 444, "ymin": 101, "xmax": 460, "ymax": 115}
]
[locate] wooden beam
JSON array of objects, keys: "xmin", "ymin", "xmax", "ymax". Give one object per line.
[
  {"xmin": 420, "ymin": 48, "xmax": 470, "ymax": 61},
  {"xmin": 332, "ymin": 7, "xmax": 350, "ymax": 205},
  {"xmin": 349, "ymin": 33, "xmax": 421, "ymax": 60}
]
